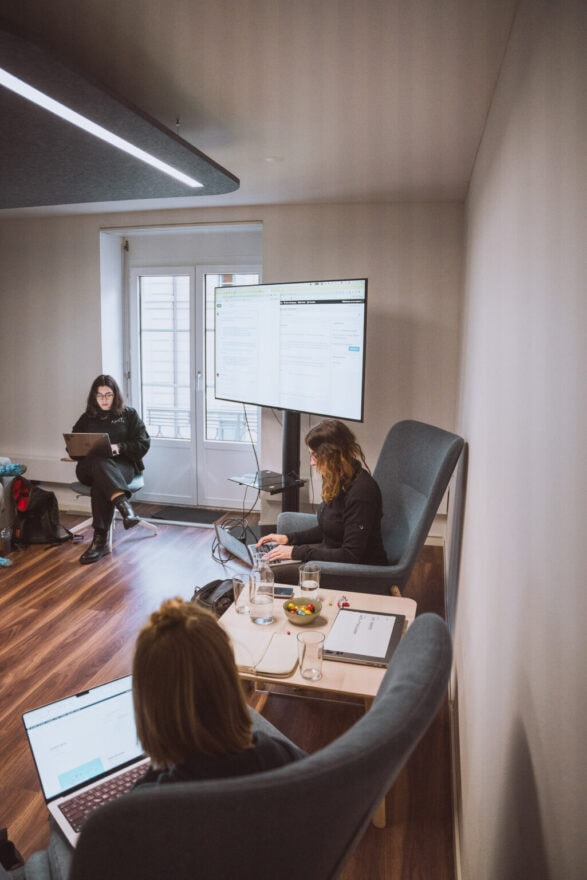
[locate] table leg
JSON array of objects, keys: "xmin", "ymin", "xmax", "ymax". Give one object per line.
[{"xmin": 363, "ymin": 696, "xmax": 387, "ymax": 826}]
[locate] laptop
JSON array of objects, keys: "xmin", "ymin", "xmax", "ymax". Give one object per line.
[
  {"xmin": 214, "ymin": 520, "xmax": 291, "ymax": 568},
  {"xmin": 63, "ymin": 432, "xmax": 112, "ymax": 458},
  {"xmin": 323, "ymin": 608, "xmax": 406, "ymax": 668},
  {"xmin": 22, "ymin": 675, "xmax": 149, "ymax": 847}
]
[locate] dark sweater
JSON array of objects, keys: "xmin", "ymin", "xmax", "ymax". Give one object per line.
[
  {"xmin": 134, "ymin": 730, "xmax": 304, "ymax": 786},
  {"xmin": 288, "ymin": 467, "xmax": 388, "ymax": 565}
]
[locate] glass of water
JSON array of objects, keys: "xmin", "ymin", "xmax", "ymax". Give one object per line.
[
  {"xmin": 249, "ymin": 563, "xmax": 275, "ymax": 625},
  {"xmin": 299, "ymin": 563, "xmax": 320, "ymax": 600}
]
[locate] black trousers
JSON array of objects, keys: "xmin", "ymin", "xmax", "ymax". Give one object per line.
[{"xmin": 75, "ymin": 457, "xmax": 137, "ymax": 532}]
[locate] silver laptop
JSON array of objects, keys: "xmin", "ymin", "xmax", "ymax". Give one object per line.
[
  {"xmin": 22, "ymin": 675, "xmax": 149, "ymax": 847},
  {"xmin": 214, "ymin": 520, "xmax": 291, "ymax": 568},
  {"xmin": 63, "ymin": 432, "xmax": 112, "ymax": 458},
  {"xmin": 323, "ymin": 608, "xmax": 406, "ymax": 668}
]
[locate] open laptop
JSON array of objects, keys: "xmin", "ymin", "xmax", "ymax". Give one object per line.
[
  {"xmin": 323, "ymin": 608, "xmax": 406, "ymax": 668},
  {"xmin": 63, "ymin": 432, "xmax": 112, "ymax": 458},
  {"xmin": 214, "ymin": 520, "xmax": 291, "ymax": 568},
  {"xmin": 22, "ymin": 675, "xmax": 149, "ymax": 847}
]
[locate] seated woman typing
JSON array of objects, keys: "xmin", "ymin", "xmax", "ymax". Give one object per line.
[{"xmin": 258, "ymin": 418, "xmax": 388, "ymax": 567}]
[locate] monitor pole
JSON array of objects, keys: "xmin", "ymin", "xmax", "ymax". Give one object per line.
[{"xmin": 281, "ymin": 410, "xmax": 301, "ymax": 512}]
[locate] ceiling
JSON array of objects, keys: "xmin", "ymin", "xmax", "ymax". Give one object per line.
[{"xmin": 0, "ymin": 0, "xmax": 518, "ymax": 217}]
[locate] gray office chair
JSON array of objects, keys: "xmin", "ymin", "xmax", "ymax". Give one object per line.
[
  {"xmin": 278, "ymin": 419, "xmax": 464, "ymax": 595},
  {"xmin": 51, "ymin": 613, "xmax": 451, "ymax": 880},
  {"xmin": 69, "ymin": 474, "xmax": 158, "ymax": 549}
]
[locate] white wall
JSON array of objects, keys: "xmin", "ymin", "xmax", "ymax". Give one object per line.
[
  {"xmin": 456, "ymin": 1, "xmax": 587, "ymax": 877},
  {"xmin": 0, "ymin": 203, "xmax": 462, "ymax": 493}
]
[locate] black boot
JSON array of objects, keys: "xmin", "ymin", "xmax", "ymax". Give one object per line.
[
  {"xmin": 80, "ymin": 530, "xmax": 110, "ymax": 565},
  {"xmin": 115, "ymin": 496, "xmax": 140, "ymax": 530}
]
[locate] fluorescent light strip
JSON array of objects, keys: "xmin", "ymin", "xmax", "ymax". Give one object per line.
[{"xmin": 0, "ymin": 68, "xmax": 203, "ymax": 188}]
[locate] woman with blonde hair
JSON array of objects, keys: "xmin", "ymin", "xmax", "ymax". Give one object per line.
[
  {"xmin": 132, "ymin": 598, "xmax": 304, "ymax": 784},
  {"xmin": 258, "ymin": 419, "xmax": 387, "ymax": 568}
]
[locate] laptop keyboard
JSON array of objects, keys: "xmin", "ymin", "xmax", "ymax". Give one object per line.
[
  {"xmin": 251, "ymin": 541, "xmax": 277, "ymax": 559},
  {"xmin": 58, "ymin": 762, "xmax": 147, "ymax": 832}
]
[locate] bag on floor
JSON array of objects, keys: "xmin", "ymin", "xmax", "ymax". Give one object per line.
[{"xmin": 11, "ymin": 476, "xmax": 73, "ymax": 548}]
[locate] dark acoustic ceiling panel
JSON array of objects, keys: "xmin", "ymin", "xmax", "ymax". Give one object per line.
[{"xmin": 0, "ymin": 22, "xmax": 239, "ymax": 209}]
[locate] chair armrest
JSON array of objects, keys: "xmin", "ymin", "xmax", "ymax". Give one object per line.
[{"xmin": 276, "ymin": 512, "xmax": 318, "ymax": 535}]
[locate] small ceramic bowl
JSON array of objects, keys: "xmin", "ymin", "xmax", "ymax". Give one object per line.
[{"xmin": 283, "ymin": 596, "xmax": 322, "ymax": 626}]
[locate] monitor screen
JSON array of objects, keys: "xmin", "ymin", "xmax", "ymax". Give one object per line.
[{"xmin": 214, "ymin": 278, "xmax": 367, "ymax": 421}]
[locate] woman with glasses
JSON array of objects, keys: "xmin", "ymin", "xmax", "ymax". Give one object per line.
[
  {"xmin": 257, "ymin": 418, "xmax": 387, "ymax": 569},
  {"xmin": 70, "ymin": 375, "xmax": 150, "ymax": 565}
]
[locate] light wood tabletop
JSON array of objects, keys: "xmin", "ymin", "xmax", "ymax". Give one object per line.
[{"xmin": 219, "ymin": 587, "xmax": 417, "ymax": 701}]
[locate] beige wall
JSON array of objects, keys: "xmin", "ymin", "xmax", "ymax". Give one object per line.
[
  {"xmin": 456, "ymin": 1, "xmax": 587, "ymax": 877},
  {"xmin": 0, "ymin": 202, "xmax": 463, "ymax": 488}
]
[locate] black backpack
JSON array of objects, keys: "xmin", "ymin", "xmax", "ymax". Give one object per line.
[
  {"xmin": 11, "ymin": 476, "xmax": 73, "ymax": 548},
  {"xmin": 191, "ymin": 578, "xmax": 235, "ymax": 617}
]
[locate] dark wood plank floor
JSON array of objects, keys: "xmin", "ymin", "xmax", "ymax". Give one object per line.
[{"xmin": 0, "ymin": 509, "xmax": 454, "ymax": 879}]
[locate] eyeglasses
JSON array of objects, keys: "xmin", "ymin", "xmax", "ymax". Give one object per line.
[{"xmin": 96, "ymin": 391, "xmax": 114, "ymax": 401}]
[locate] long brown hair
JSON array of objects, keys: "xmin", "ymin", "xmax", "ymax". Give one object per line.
[
  {"xmin": 132, "ymin": 599, "xmax": 252, "ymax": 768},
  {"xmin": 305, "ymin": 419, "xmax": 368, "ymax": 503}
]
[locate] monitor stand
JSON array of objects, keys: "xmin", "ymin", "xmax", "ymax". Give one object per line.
[
  {"xmin": 227, "ymin": 409, "xmax": 304, "ymax": 512},
  {"xmin": 281, "ymin": 410, "xmax": 301, "ymax": 512}
]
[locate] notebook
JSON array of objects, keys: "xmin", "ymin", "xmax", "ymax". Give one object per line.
[
  {"xmin": 63, "ymin": 432, "xmax": 112, "ymax": 458},
  {"xmin": 22, "ymin": 675, "xmax": 149, "ymax": 847},
  {"xmin": 323, "ymin": 608, "xmax": 406, "ymax": 668},
  {"xmin": 214, "ymin": 520, "xmax": 291, "ymax": 568}
]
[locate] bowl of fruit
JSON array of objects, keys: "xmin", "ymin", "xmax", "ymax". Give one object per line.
[{"xmin": 283, "ymin": 596, "xmax": 322, "ymax": 625}]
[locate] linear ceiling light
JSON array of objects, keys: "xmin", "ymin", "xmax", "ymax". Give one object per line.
[{"xmin": 0, "ymin": 68, "xmax": 204, "ymax": 188}]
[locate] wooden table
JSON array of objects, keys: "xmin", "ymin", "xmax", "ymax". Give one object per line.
[{"xmin": 220, "ymin": 587, "xmax": 417, "ymax": 701}]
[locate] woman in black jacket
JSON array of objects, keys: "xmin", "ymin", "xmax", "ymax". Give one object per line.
[
  {"xmin": 258, "ymin": 418, "xmax": 387, "ymax": 566},
  {"xmin": 71, "ymin": 374, "xmax": 150, "ymax": 564}
]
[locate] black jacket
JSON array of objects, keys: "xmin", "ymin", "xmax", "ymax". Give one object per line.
[
  {"xmin": 71, "ymin": 407, "xmax": 150, "ymax": 472},
  {"xmin": 288, "ymin": 468, "xmax": 388, "ymax": 565}
]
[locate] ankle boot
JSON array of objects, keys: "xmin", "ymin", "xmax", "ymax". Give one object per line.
[
  {"xmin": 80, "ymin": 530, "xmax": 110, "ymax": 565},
  {"xmin": 115, "ymin": 496, "xmax": 140, "ymax": 530}
]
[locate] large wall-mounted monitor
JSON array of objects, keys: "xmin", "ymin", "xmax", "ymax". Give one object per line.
[{"xmin": 214, "ymin": 277, "xmax": 367, "ymax": 421}]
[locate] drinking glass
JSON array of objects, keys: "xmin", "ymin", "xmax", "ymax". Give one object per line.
[
  {"xmin": 297, "ymin": 631, "xmax": 325, "ymax": 681},
  {"xmin": 299, "ymin": 563, "xmax": 320, "ymax": 600},
  {"xmin": 233, "ymin": 576, "xmax": 250, "ymax": 614},
  {"xmin": 249, "ymin": 564, "xmax": 275, "ymax": 625}
]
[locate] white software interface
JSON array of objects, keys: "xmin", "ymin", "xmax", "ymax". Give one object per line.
[
  {"xmin": 23, "ymin": 675, "xmax": 142, "ymax": 800},
  {"xmin": 214, "ymin": 278, "xmax": 366, "ymax": 420}
]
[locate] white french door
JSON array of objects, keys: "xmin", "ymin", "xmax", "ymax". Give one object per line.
[{"xmin": 128, "ymin": 264, "xmax": 261, "ymax": 508}]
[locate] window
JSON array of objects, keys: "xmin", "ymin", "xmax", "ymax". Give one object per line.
[{"xmin": 138, "ymin": 274, "xmax": 191, "ymax": 440}]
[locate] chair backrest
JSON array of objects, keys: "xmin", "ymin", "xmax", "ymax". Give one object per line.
[
  {"xmin": 70, "ymin": 613, "xmax": 452, "ymax": 880},
  {"xmin": 374, "ymin": 420, "xmax": 464, "ymax": 567}
]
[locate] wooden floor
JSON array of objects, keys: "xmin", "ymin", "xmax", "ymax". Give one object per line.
[{"xmin": 0, "ymin": 508, "xmax": 454, "ymax": 879}]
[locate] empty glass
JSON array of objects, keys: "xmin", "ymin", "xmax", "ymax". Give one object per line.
[
  {"xmin": 297, "ymin": 631, "xmax": 325, "ymax": 681},
  {"xmin": 233, "ymin": 576, "xmax": 250, "ymax": 614}
]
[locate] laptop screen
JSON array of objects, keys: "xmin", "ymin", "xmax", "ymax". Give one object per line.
[{"xmin": 23, "ymin": 675, "xmax": 143, "ymax": 801}]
